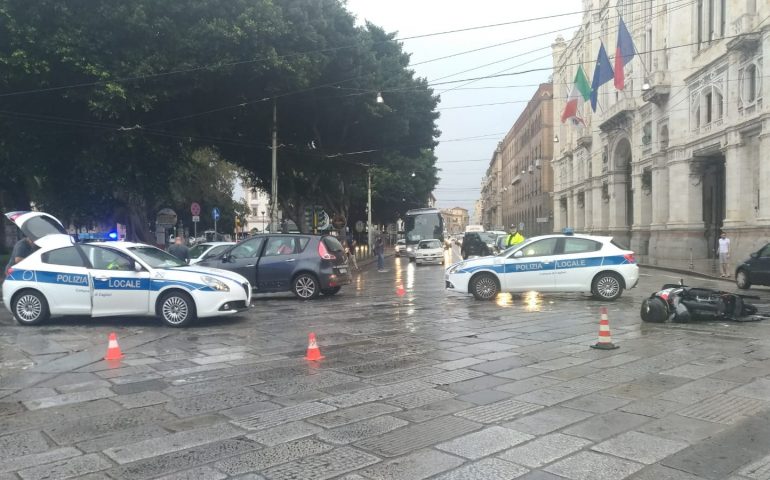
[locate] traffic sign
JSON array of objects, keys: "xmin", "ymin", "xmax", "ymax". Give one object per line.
[
  {"xmin": 192, "ymin": 215, "xmax": 200, "ymax": 223},
  {"xmin": 332, "ymin": 214, "xmax": 346, "ymax": 230},
  {"xmin": 212, "ymin": 207, "xmax": 220, "ymax": 221},
  {"xmin": 191, "ymin": 202, "xmax": 201, "ymax": 216},
  {"xmin": 355, "ymin": 221, "xmax": 365, "ymax": 233}
]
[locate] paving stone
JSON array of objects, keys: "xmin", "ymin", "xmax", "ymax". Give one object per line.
[
  {"xmin": 360, "ymin": 448, "xmax": 464, "ymax": 480},
  {"xmin": 631, "ymin": 464, "xmax": 708, "ymax": 480},
  {"xmin": 111, "ymin": 379, "xmax": 169, "ymax": 395},
  {"xmin": 657, "ymin": 378, "xmax": 740, "ymax": 405},
  {"xmin": 738, "ymin": 453, "xmax": 770, "ymax": 480},
  {"xmin": 307, "ymin": 403, "xmax": 400, "ymax": 428},
  {"xmin": 495, "ymin": 377, "xmax": 563, "ymax": 395},
  {"xmin": 676, "ymin": 394, "xmax": 767, "ymax": 424},
  {"xmin": 45, "ymin": 405, "xmax": 176, "ymax": 444},
  {"xmin": 190, "ymin": 352, "xmax": 256, "ymax": 365},
  {"xmin": 114, "ymin": 391, "xmax": 171, "ymax": 409},
  {"xmin": 75, "ymin": 424, "xmax": 171, "ymax": 453},
  {"xmin": 107, "ymin": 373, "xmax": 165, "ymax": 386},
  {"xmin": 271, "ymin": 390, "xmax": 328, "ymax": 407},
  {"xmin": 517, "ymin": 471, "xmax": 571, "ymax": 480},
  {"xmin": 263, "ymin": 446, "xmax": 380, "ymax": 480},
  {"xmin": 323, "ymin": 380, "xmax": 432, "ymax": 408},
  {"xmin": 446, "ymin": 375, "xmax": 513, "ymax": 394},
  {"xmin": 545, "ymin": 451, "xmax": 644, "ymax": 480},
  {"xmin": 221, "ymin": 401, "xmax": 282, "ymax": 419},
  {"xmin": 424, "ymin": 369, "xmax": 486, "ymax": 385},
  {"xmin": 638, "ymin": 414, "xmax": 730, "ymax": 443},
  {"xmin": 103, "ymin": 422, "xmax": 245, "ymax": 464},
  {"xmin": 563, "ymin": 411, "xmax": 651, "ymax": 441},
  {"xmin": 0, "ymin": 430, "xmax": 50, "ymax": 462},
  {"xmin": 255, "ymin": 371, "xmax": 358, "ymax": 397},
  {"xmin": 0, "ymin": 401, "xmax": 24, "ymax": 417},
  {"xmin": 355, "ymin": 415, "xmax": 482, "ymax": 457},
  {"xmin": 499, "ymin": 433, "xmax": 592, "ymax": 468},
  {"xmin": 231, "ymin": 401, "xmax": 337, "ymax": 430},
  {"xmin": 163, "ymin": 373, "xmax": 266, "ymax": 398},
  {"xmin": 110, "ymin": 438, "xmax": 260, "ymax": 480},
  {"xmin": 432, "ymin": 458, "xmax": 530, "ymax": 480},
  {"xmin": 17, "ymin": 453, "xmax": 112, "ymax": 480},
  {"xmin": 317, "ymin": 415, "xmax": 408, "ymax": 445},
  {"xmin": 393, "ymin": 398, "xmax": 474, "ymax": 423},
  {"xmin": 504, "ymin": 406, "xmax": 594, "ymax": 435},
  {"xmin": 56, "ymin": 379, "xmax": 113, "ymax": 394},
  {"xmin": 154, "ymin": 466, "xmax": 227, "ymax": 480},
  {"xmin": 457, "ymin": 389, "xmax": 512, "ymax": 405},
  {"xmin": 661, "ymin": 355, "xmax": 745, "ymax": 379},
  {"xmin": 731, "ymin": 378, "xmax": 770, "ymax": 401},
  {"xmin": 163, "ymin": 414, "xmax": 228, "ymax": 432},
  {"xmin": 561, "ymin": 393, "xmax": 633, "ymax": 413},
  {"xmin": 22, "ymin": 387, "xmax": 115, "ymax": 410},
  {"xmin": 335, "ymin": 356, "xmax": 435, "ymax": 378},
  {"xmin": 455, "ymin": 398, "xmax": 543, "ymax": 423},
  {"xmin": 96, "ymin": 365, "xmax": 156, "ymax": 379},
  {"xmin": 469, "ymin": 356, "xmax": 535, "ymax": 374},
  {"xmin": 166, "ymin": 387, "xmax": 268, "ymax": 417},
  {"xmin": 385, "ymin": 388, "xmax": 455, "ymax": 409},
  {"xmin": 593, "ymin": 431, "xmax": 688, "ymax": 464},
  {"xmin": 365, "ymin": 366, "xmax": 445, "ymax": 385},
  {"xmin": 213, "ymin": 439, "xmax": 332, "ymax": 475},
  {"xmin": 620, "ymin": 398, "xmax": 687, "ymax": 419},
  {"xmin": 436, "ymin": 425, "xmax": 533, "ymax": 459},
  {"xmin": 439, "ymin": 358, "xmax": 486, "ymax": 370},
  {"xmin": 245, "ymin": 421, "xmax": 322, "ymax": 447},
  {"xmin": 496, "ymin": 366, "xmax": 551, "ymax": 380},
  {"xmin": 0, "ymin": 448, "xmax": 81, "ymax": 474},
  {"xmin": 478, "ymin": 351, "xmax": 520, "ymax": 361}
]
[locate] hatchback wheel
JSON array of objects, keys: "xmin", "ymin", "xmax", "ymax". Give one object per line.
[
  {"xmin": 471, "ymin": 273, "xmax": 499, "ymax": 301},
  {"xmin": 736, "ymin": 269, "xmax": 751, "ymax": 290},
  {"xmin": 592, "ymin": 272, "xmax": 624, "ymax": 301},
  {"xmin": 159, "ymin": 291, "xmax": 196, "ymax": 327},
  {"xmin": 293, "ymin": 274, "xmax": 320, "ymax": 299},
  {"xmin": 12, "ymin": 290, "xmax": 49, "ymax": 325}
]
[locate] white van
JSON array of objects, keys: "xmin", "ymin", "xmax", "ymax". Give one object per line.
[{"xmin": 465, "ymin": 225, "xmax": 484, "ymax": 233}]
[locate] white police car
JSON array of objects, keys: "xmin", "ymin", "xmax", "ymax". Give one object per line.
[
  {"xmin": 3, "ymin": 211, "xmax": 251, "ymax": 327},
  {"xmin": 445, "ymin": 231, "xmax": 639, "ymax": 301}
]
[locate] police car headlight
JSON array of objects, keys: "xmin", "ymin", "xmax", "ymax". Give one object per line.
[
  {"xmin": 447, "ymin": 263, "xmax": 463, "ymax": 274},
  {"xmin": 201, "ymin": 275, "xmax": 229, "ymax": 292}
]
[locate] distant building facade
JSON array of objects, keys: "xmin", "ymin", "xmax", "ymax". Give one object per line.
[
  {"xmin": 498, "ymin": 83, "xmax": 555, "ymax": 236},
  {"xmin": 442, "ymin": 207, "xmax": 470, "ymax": 235},
  {"xmin": 552, "ymin": 0, "xmax": 770, "ymax": 272},
  {"xmin": 480, "ymin": 144, "xmax": 504, "ymax": 230},
  {"xmin": 243, "ymin": 185, "xmax": 271, "ymax": 233}
]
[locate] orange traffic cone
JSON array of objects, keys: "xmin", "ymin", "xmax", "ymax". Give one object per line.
[
  {"xmin": 104, "ymin": 332, "xmax": 124, "ymax": 360},
  {"xmin": 305, "ymin": 333, "xmax": 325, "ymax": 361},
  {"xmin": 396, "ymin": 285, "xmax": 406, "ymax": 297},
  {"xmin": 590, "ymin": 307, "xmax": 619, "ymax": 350}
]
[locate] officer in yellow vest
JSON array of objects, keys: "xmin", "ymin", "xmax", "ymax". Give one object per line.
[{"xmin": 505, "ymin": 225, "xmax": 525, "ymax": 248}]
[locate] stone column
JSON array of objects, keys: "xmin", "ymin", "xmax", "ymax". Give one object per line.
[
  {"xmin": 553, "ymin": 195, "xmax": 565, "ymax": 231},
  {"xmin": 723, "ymin": 133, "xmax": 748, "ymax": 228},
  {"xmin": 574, "ymin": 191, "xmax": 585, "ymax": 230},
  {"xmin": 584, "ymin": 186, "xmax": 594, "ymax": 232},
  {"xmin": 666, "ymin": 160, "xmax": 703, "ymax": 226},
  {"xmin": 758, "ymin": 122, "xmax": 770, "ymax": 222},
  {"xmin": 607, "ymin": 173, "xmax": 628, "ymax": 230},
  {"xmin": 651, "ymin": 165, "xmax": 670, "ymax": 226}
]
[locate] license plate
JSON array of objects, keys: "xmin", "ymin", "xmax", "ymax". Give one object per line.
[{"xmin": 338, "ymin": 268, "xmax": 347, "ymax": 274}]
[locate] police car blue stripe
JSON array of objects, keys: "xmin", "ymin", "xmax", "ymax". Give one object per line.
[
  {"xmin": 457, "ymin": 255, "xmax": 630, "ymax": 275},
  {"xmin": 6, "ymin": 269, "xmax": 215, "ymax": 292}
]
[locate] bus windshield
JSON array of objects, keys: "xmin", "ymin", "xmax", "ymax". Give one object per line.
[{"xmin": 404, "ymin": 212, "xmax": 443, "ymax": 244}]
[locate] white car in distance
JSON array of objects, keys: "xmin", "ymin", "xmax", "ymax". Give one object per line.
[{"xmin": 415, "ymin": 239, "xmax": 445, "ymax": 265}]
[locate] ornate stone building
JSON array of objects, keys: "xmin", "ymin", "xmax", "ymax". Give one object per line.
[
  {"xmin": 480, "ymin": 143, "xmax": 504, "ymax": 230},
  {"xmin": 552, "ymin": 0, "xmax": 769, "ymax": 272},
  {"xmin": 441, "ymin": 207, "xmax": 470, "ymax": 235}
]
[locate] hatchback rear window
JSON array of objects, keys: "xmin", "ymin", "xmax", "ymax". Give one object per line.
[
  {"xmin": 610, "ymin": 239, "xmax": 628, "ymax": 250},
  {"xmin": 322, "ymin": 236, "xmax": 344, "ymax": 252},
  {"xmin": 24, "ymin": 215, "xmax": 67, "ymax": 238},
  {"xmin": 42, "ymin": 247, "xmax": 86, "ymax": 267}
]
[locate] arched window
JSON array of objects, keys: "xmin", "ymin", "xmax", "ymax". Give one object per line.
[{"xmin": 740, "ymin": 63, "xmax": 760, "ymax": 105}]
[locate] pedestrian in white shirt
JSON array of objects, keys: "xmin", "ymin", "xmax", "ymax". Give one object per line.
[{"xmin": 717, "ymin": 232, "xmax": 731, "ymax": 277}]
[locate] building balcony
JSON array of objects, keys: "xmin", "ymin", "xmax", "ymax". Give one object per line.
[
  {"xmin": 598, "ymin": 96, "xmax": 636, "ymax": 133},
  {"xmin": 642, "ymin": 71, "xmax": 671, "ymax": 106}
]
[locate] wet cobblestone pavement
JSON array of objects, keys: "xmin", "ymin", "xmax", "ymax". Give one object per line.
[{"xmin": 2, "ymin": 248, "xmax": 770, "ymax": 479}]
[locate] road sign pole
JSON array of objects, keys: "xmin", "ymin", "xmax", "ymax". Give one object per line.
[
  {"xmin": 194, "ymin": 221, "xmax": 197, "ymax": 240},
  {"xmin": 270, "ymin": 99, "xmax": 278, "ymax": 234}
]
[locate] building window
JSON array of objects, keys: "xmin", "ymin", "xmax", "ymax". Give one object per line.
[
  {"xmin": 740, "ymin": 63, "xmax": 760, "ymax": 105},
  {"xmin": 698, "ymin": 0, "xmax": 725, "ymax": 48}
]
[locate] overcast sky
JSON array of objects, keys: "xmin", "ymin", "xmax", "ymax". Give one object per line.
[{"xmin": 345, "ymin": 0, "xmax": 582, "ymax": 214}]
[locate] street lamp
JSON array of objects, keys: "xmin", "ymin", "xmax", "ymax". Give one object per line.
[
  {"xmin": 376, "ymin": 92, "xmax": 384, "ymax": 104},
  {"xmin": 261, "ymin": 210, "xmax": 266, "ymax": 232}
]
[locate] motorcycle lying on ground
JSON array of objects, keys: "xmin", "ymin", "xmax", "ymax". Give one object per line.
[{"xmin": 641, "ymin": 281, "xmax": 765, "ymax": 323}]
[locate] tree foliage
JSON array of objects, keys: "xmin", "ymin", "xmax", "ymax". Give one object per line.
[{"xmin": 0, "ymin": 0, "xmax": 439, "ymax": 239}]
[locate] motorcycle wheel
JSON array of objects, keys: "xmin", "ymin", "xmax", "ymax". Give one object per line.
[{"xmin": 640, "ymin": 297, "xmax": 668, "ymax": 323}]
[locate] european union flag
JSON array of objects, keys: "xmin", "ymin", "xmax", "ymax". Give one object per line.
[{"xmin": 590, "ymin": 42, "xmax": 614, "ymax": 112}]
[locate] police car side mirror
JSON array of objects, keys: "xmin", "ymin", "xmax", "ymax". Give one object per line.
[
  {"xmin": 133, "ymin": 262, "xmax": 143, "ymax": 272},
  {"xmin": 513, "ymin": 250, "xmax": 524, "ymax": 258}
]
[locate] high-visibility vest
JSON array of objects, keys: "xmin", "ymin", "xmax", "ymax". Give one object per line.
[{"xmin": 506, "ymin": 233, "xmax": 525, "ymax": 247}]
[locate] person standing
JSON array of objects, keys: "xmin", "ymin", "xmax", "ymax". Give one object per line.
[
  {"xmin": 717, "ymin": 231, "xmax": 731, "ymax": 278},
  {"xmin": 168, "ymin": 236, "xmax": 190, "ymax": 264},
  {"xmin": 347, "ymin": 237, "xmax": 359, "ymax": 271},
  {"xmin": 4, "ymin": 236, "xmax": 36, "ymax": 276},
  {"xmin": 374, "ymin": 237, "xmax": 385, "ymax": 272},
  {"xmin": 505, "ymin": 225, "xmax": 525, "ymax": 248}
]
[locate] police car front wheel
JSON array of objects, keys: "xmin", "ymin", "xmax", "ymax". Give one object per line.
[
  {"xmin": 471, "ymin": 273, "xmax": 499, "ymax": 301},
  {"xmin": 592, "ymin": 272, "xmax": 624, "ymax": 301},
  {"xmin": 158, "ymin": 291, "xmax": 196, "ymax": 327},
  {"xmin": 12, "ymin": 290, "xmax": 50, "ymax": 326}
]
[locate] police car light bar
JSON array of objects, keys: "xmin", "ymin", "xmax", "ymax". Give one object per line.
[{"xmin": 562, "ymin": 227, "xmax": 575, "ymax": 235}]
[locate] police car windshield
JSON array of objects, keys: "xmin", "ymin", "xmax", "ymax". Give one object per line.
[
  {"xmin": 496, "ymin": 237, "xmax": 535, "ymax": 257},
  {"xmin": 128, "ymin": 246, "xmax": 186, "ymax": 268}
]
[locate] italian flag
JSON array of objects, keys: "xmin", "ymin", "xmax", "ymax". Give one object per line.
[{"xmin": 560, "ymin": 66, "xmax": 591, "ymax": 125}]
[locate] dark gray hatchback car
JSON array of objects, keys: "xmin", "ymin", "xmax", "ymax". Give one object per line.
[{"xmin": 197, "ymin": 234, "xmax": 350, "ymax": 299}]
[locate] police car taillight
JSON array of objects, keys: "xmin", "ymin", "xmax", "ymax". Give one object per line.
[{"xmin": 624, "ymin": 253, "xmax": 636, "ymax": 264}]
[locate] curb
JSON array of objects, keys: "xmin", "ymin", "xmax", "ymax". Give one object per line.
[{"xmin": 640, "ymin": 264, "xmax": 732, "ymax": 283}]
